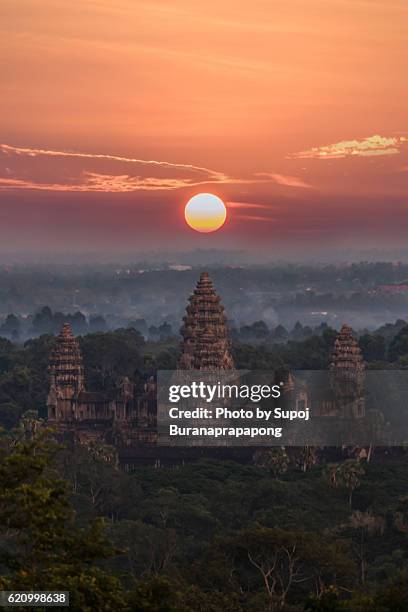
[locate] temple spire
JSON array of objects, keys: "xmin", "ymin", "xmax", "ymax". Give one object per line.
[
  {"xmin": 48, "ymin": 322, "xmax": 85, "ymax": 396},
  {"xmin": 178, "ymin": 272, "xmax": 234, "ymax": 370},
  {"xmin": 330, "ymin": 324, "xmax": 365, "ymax": 377},
  {"xmin": 329, "ymin": 323, "xmax": 365, "ymax": 417}
]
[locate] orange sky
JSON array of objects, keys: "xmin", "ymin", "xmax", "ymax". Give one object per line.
[{"xmin": 0, "ymin": 0, "xmax": 407, "ymax": 256}]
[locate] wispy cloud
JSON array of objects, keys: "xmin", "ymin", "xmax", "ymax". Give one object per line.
[
  {"xmin": 0, "ymin": 143, "xmax": 309, "ymax": 194},
  {"xmin": 0, "ymin": 143, "xmax": 227, "ymax": 180},
  {"xmin": 227, "ymin": 201, "xmax": 270, "ymax": 209},
  {"xmin": 0, "ymin": 174, "xmax": 224, "ymax": 192},
  {"xmin": 234, "ymin": 214, "xmax": 275, "ymax": 223},
  {"xmin": 0, "ymin": 143, "xmax": 243, "ymax": 192},
  {"xmin": 255, "ymin": 172, "xmax": 313, "ymax": 188},
  {"xmin": 291, "ymin": 135, "xmax": 408, "ymax": 160},
  {"xmin": 227, "ymin": 201, "xmax": 275, "ymax": 223}
]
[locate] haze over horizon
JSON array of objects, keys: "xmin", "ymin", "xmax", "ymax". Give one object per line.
[{"xmin": 3, "ymin": 248, "xmax": 408, "ymax": 267}]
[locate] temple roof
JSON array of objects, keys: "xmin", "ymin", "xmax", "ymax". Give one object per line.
[
  {"xmin": 178, "ymin": 271, "xmax": 234, "ymax": 370},
  {"xmin": 48, "ymin": 322, "xmax": 85, "ymax": 391},
  {"xmin": 330, "ymin": 323, "xmax": 364, "ymax": 371},
  {"xmin": 59, "ymin": 322, "xmax": 74, "ymax": 339}
]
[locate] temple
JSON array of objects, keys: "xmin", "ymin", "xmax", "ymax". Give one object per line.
[
  {"xmin": 178, "ymin": 271, "xmax": 234, "ymax": 370},
  {"xmin": 330, "ymin": 324, "xmax": 365, "ymax": 388},
  {"xmin": 46, "ymin": 273, "xmax": 366, "ymax": 464},
  {"xmin": 329, "ymin": 323, "xmax": 365, "ymax": 417},
  {"xmin": 46, "ymin": 271, "xmax": 234, "ymax": 453},
  {"xmin": 47, "ymin": 322, "xmax": 85, "ymax": 421},
  {"xmin": 47, "ymin": 323, "xmax": 156, "ymax": 446},
  {"xmin": 312, "ymin": 323, "xmax": 366, "ymax": 418}
]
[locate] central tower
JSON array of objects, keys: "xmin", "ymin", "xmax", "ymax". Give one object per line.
[
  {"xmin": 178, "ymin": 272, "xmax": 234, "ymax": 370},
  {"xmin": 47, "ymin": 322, "xmax": 85, "ymax": 420},
  {"xmin": 329, "ymin": 323, "xmax": 365, "ymax": 417}
]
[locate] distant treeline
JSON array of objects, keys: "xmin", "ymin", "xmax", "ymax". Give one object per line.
[
  {"xmin": 1, "ymin": 303, "xmax": 408, "ymax": 351},
  {"xmin": 0, "ymin": 306, "xmax": 175, "ymax": 342},
  {"xmin": 1, "ymin": 262, "xmax": 408, "ymax": 334}
]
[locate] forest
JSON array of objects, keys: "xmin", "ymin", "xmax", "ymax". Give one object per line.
[
  {"xmin": 3, "ymin": 421, "xmax": 408, "ymax": 610},
  {"xmin": 2, "ymin": 322, "xmax": 408, "ymax": 609}
]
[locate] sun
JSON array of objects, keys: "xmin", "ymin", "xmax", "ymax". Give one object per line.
[{"xmin": 184, "ymin": 193, "xmax": 227, "ymax": 233}]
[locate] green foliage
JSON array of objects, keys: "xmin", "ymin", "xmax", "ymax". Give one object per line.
[
  {"xmin": 304, "ymin": 587, "xmax": 343, "ymax": 611},
  {"xmin": 253, "ymin": 447, "xmax": 290, "ymax": 478},
  {"xmin": 128, "ymin": 575, "xmax": 242, "ymax": 612},
  {"xmin": 343, "ymin": 569, "xmax": 408, "ymax": 611},
  {"xmin": 0, "ymin": 324, "xmax": 407, "ymax": 608},
  {"xmin": 359, "ymin": 334, "xmax": 386, "ymax": 362},
  {"xmin": 232, "ymin": 328, "xmax": 338, "ymax": 371},
  {"xmin": 0, "ymin": 431, "xmax": 408, "ymax": 610},
  {"xmin": 80, "ymin": 329, "xmax": 145, "ymax": 392},
  {"xmin": 228, "ymin": 525, "xmax": 355, "ymax": 610},
  {"xmin": 127, "ymin": 576, "xmax": 181, "ymax": 611},
  {"xmin": 0, "ymin": 433, "xmax": 126, "ymax": 611},
  {"xmin": 0, "ymin": 329, "xmax": 149, "ymax": 428},
  {"xmin": 0, "ymin": 401, "xmax": 22, "ymax": 429},
  {"xmin": 389, "ymin": 325, "xmax": 408, "ymax": 362},
  {"xmin": 325, "ymin": 460, "xmax": 365, "ymax": 510}
]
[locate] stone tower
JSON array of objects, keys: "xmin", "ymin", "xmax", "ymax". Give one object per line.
[
  {"xmin": 178, "ymin": 271, "xmax": 234, "ymax": 370},
  {"xmin": 329, "ymin": 323, "xmax": 365, "ymax": 417},
  {"xmin": 47, "ymin": 322, "xmax": 85, "ymax": 420}
]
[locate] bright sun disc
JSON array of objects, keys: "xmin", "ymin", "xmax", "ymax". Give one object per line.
[{"xmin": 184, "ymin": 193, "xmax": 227, "ymax": 233}]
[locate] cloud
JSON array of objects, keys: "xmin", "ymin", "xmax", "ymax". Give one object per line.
[
  {"xmin": 234, "ymin": 214, "xmax": 275, "ymax": 223},
  {"xmin": 0, "ymin": 143, "xmax": 239, "ymax": 192},
  {"xmin": 291, "ymin": 135, "xmax": 408, "ymax": 160},
  {"xmin": 0, "ymin": 174, "xmax": 215, "ymax": 192},
  {"xmin": 227, "ymin": 201, "xmax": 270, "ymax": 209},
  {"xmin": 255, "ymin": 172, "xmax": 313, "ymax": 188},
  {"xmin": 0, "ymin": 143, "xmax": 309, "ymax": 194},
  {"xmin": 227, "ymin": 201, "xmax": 276, "ymax": 223},
  {"xmin": 0, "ymin": 143, "xmax": 227, "ymax": 180}
]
